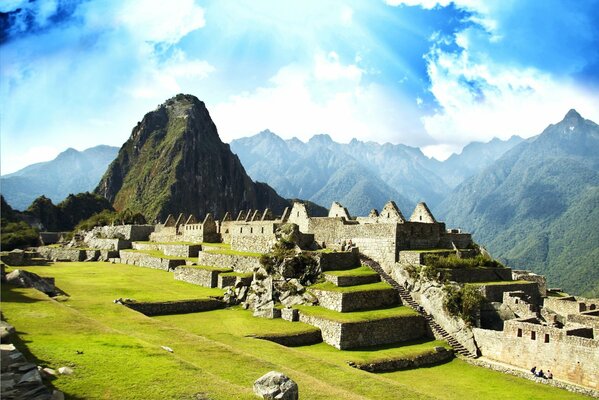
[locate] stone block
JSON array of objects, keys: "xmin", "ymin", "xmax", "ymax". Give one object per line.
[{"xmin": 281, "ymin": 308, "xmax": 299, "ymax": 322}]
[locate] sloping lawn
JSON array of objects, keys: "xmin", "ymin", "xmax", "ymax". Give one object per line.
[{"xmin": 0, "ymin": 262, "xmax": 587, "ymax": 400}]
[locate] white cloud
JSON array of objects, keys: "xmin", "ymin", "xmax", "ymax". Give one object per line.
[
  {"xmin": 103, "ymin": 0, "xmax": 205, "ymax": 44},
  {"xmin": 420, "ymin": 44, "xmax": 599, "ymax": 160},
  {"xmin": 210, "ymin": 52, "xmax": 427, "ymax": 145}
]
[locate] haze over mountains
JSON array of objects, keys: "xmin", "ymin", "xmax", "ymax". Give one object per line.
[{"xmin": 1, "ymin": 145, "xmax": 118, "ymax": 210}]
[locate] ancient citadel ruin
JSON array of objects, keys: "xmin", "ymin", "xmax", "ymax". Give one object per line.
[{"xmin": 3, "ymin": 200, "xmax": 598, "ymax": 396}]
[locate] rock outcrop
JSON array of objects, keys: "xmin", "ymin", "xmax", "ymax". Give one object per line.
[
  {"xmin": 5, "ymin": 270, "xmax": 56, "ymax": 296},
  {"xmin": 253, "ymin": 371, "xmax": 298, "ymax": 400},
  {"xmin": 95, "ymin": 94, "xmax": 290, "ymax": 221}
]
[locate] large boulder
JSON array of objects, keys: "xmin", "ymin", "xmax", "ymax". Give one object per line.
[
  {"xmin": 253, "ymin": 371, "xmax": 298, "ymax": 400},
  {"xmin": 5, "ymin": 269, "xmax": 55, "ymax": 295}
]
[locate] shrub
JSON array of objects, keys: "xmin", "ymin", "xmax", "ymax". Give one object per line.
[
  {"xmin": 1, "ymin": 220, "xmax": 39, "ymax": 250},
  {"xmin": 424, "ymin": 253, "xmax": 505, "ymax": 270},
  {"xmin": 443, "ymin": 284, "xmax": 484, "ymax": 326}
]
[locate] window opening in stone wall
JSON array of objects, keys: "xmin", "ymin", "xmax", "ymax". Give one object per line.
[
  {"xmin": 544, "ymin": 334, "xmax": 550, "ymax": 343},
  {"xmin": 531, "ymin": 331, "xmax": 536, "ymax": 340},
  {"xmin": 591, "ymin": 304, "xmax": 597, "ymax": 310},
  {"xmin": 250, "ymin": 227, "xmax": 253, "ymax": 234},
  {"xmin": 517, "ymin": 328, "xmax": 522, "ymax": 337},
  {"xmin": 261, "ymin": 227, "xmax": 264, "ymax": 233},
  {"xmin": 419, "ymin": 216, "xmax": 422, "ymax": 221},
  {"xmin": 240, "ymin": 227, "xmax": 243, "ymax": 233},
  {"xmin": 297, "ymin": 212, "xmax": 299, "ymax": 217}
]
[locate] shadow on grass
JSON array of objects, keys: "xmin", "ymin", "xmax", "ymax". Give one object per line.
[
  {"xmin": 1, "ymin": 285, "xmax": 48, "ymax": 304},
  {"xmin": 343, "ymin": 337, "xmax": 443, "ymax": 353}
]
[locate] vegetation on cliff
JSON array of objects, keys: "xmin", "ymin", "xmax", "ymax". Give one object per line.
[{"xmin": 95, "ymin": 94, "xmax": 290, "ymax": 222}]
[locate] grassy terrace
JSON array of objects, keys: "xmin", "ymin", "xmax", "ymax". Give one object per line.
[
  {"xmin": 309, "ymin": 281, "xmax": 393, "ymax": 293},
  {"xmin": 0, "ymin": 262, "xmax": 586, "ymax": 400},
  {"xmin": 121, "ymin": 248, "xmax": 196, "ymax": 261},
  {"xmin": 324, "ymin": 265, "xmax": 378, "ymax": 277},
  {"xmin": 296, "ymin": 305, "xmax": 419, "ymax": 323}
]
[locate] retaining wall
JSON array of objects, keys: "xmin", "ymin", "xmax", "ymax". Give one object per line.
[
  {"xmin": 324, "ymin": 273, "xmax": 379, "ymax": 287},
  {"xmin": 299, "ymin": 312, "xmax": 426, "ymax": 349},
  {"xmin": 352, "ymin": 348, "xmax": 454, "ymax": 372},
  {"xmin": 119, "ymin": 251, "xmax": 186, "ymax": 271},
  {"xmin": 252, "ymin": 330, "xmax": 323, "ymax": 347},
  {"xmin": 174, "ymin": 266, "xmax": 231, "ymax": 288}
]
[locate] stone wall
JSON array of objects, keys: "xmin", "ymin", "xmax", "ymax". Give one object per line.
[
  {"xmin": 310, "ymin": 288, "xmax": 398, "ymax": 312},
  {"xmin": 317, "ymin": 251, "xmax": 359, "ymax": 271},
  {"xmin": 473, "ymin": 319, "xmax": 599, "ymax": 389},
  {"xmin": 131, "ymin": 243, "xmax": 200, "ymax": 257},
  {"xmin": 476, "ymin": 281, "xmax": 540, "ymax": 304},
  {"xmin": 37, "ymin": 247, "xmax": 86, "ymax": 262},
  {"xmin": 119, "ymin": 251, "xmax": 186, "ymax": 271},
  {"xmin": 86, "ymin": 237, "xmax": 131, "ymax": 251},
  {"xmin": 298, "ymin": 312, "xmax": 426, "ymax": 350},
  {"xmin": 197, "ymin": 252, "xmax": 262, "ymax": 272},
  {"xmin": 230, "ymin": 221, "xmax": 279, "ymax": 253},
  {"xmin": 124, "ymin": 299, "xmax": 225, "ymax": 316},
  {"xmin": 567, "ymin": 311, "xmax": 599, "ymax": 332},
  {"xmin": 544, "ymin": 297, "xmax": 599, "ymax": 316},
  {"xmin": 174, "ymin": 266, "xmax": 231, "ymax": 288},
  {"xmin": 88, "ymin": 225, "xmax": 155, "ymax": 241},
  {"xmin": 513, "ymin": 270, "xmax": 547, "ymax": 297}
]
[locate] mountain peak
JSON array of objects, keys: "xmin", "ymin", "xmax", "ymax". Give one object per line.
[
  {"xmin": 309, "ymin": 134, "xmax": 333, "ymax": 144},
  {"xmin": 564, "ymin": 109, "xmax": 582, "ymax": 120}
]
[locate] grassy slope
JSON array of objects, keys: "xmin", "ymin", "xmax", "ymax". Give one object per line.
[
  {"xmin": 309, "ymin": 281, "xmax": 393, "ymax": 293},
  {"xmin": 0, "ymin": 262, "xmax": 586, "ymax": 400}
]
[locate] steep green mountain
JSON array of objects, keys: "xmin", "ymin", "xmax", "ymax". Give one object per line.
[
  {"xmin": 1, "ymin": 145, "xmax": 118, "ymax": 210},
  {"xmin": 437, "ymin": 110, "xmax": 599, "ymax": 297},
  {"xmin": 94, "ymin": 94, "xmax": 292, "ymax": 222}
]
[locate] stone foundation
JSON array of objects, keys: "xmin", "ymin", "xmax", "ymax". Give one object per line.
[{"xmin": 323, "ymin": 273, "xmax": 380, "ymax": 287}]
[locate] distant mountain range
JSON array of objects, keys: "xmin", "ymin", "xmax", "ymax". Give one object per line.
[
  {"xmin": 1, "ymin": 145, "xmax": 119, "ymax": 210},
  {"xmin": 230, "ymin": 131, "xmax": 523, "ymax": 215},
  {"xmin": 438, "ymin": 109, "xmax": 599, "ymax": 297}
]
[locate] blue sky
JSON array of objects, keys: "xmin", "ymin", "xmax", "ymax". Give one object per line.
[{"xmin": 1, "ymin": 0, "xmax": 598, "ymax": 174}]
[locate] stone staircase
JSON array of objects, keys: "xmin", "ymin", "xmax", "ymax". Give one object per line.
[{"xmin": 361, "ymin": 256, "xmax": 478, "ymax": 359}]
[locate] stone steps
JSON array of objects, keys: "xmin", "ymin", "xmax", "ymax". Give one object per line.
[{"xmin": 361, "ymin": 256, "xmax": 478, "ymax": 359}]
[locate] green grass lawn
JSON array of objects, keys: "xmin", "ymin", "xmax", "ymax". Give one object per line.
[
  {"xmin": 309, "ymin": 281, "xmax": 393, "ymax": 293},
  {"xmin": 0, "ymin": 262, "xmax": 586, "ymax": 400},
  {"xmin": 324, "ymin": 265, "xmax": 378, "ymax": 277}
]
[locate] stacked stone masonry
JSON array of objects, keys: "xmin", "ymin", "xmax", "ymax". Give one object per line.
[{"xmin": 309, "ymin": 287, "xmax": 399, "ymax": 312}]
